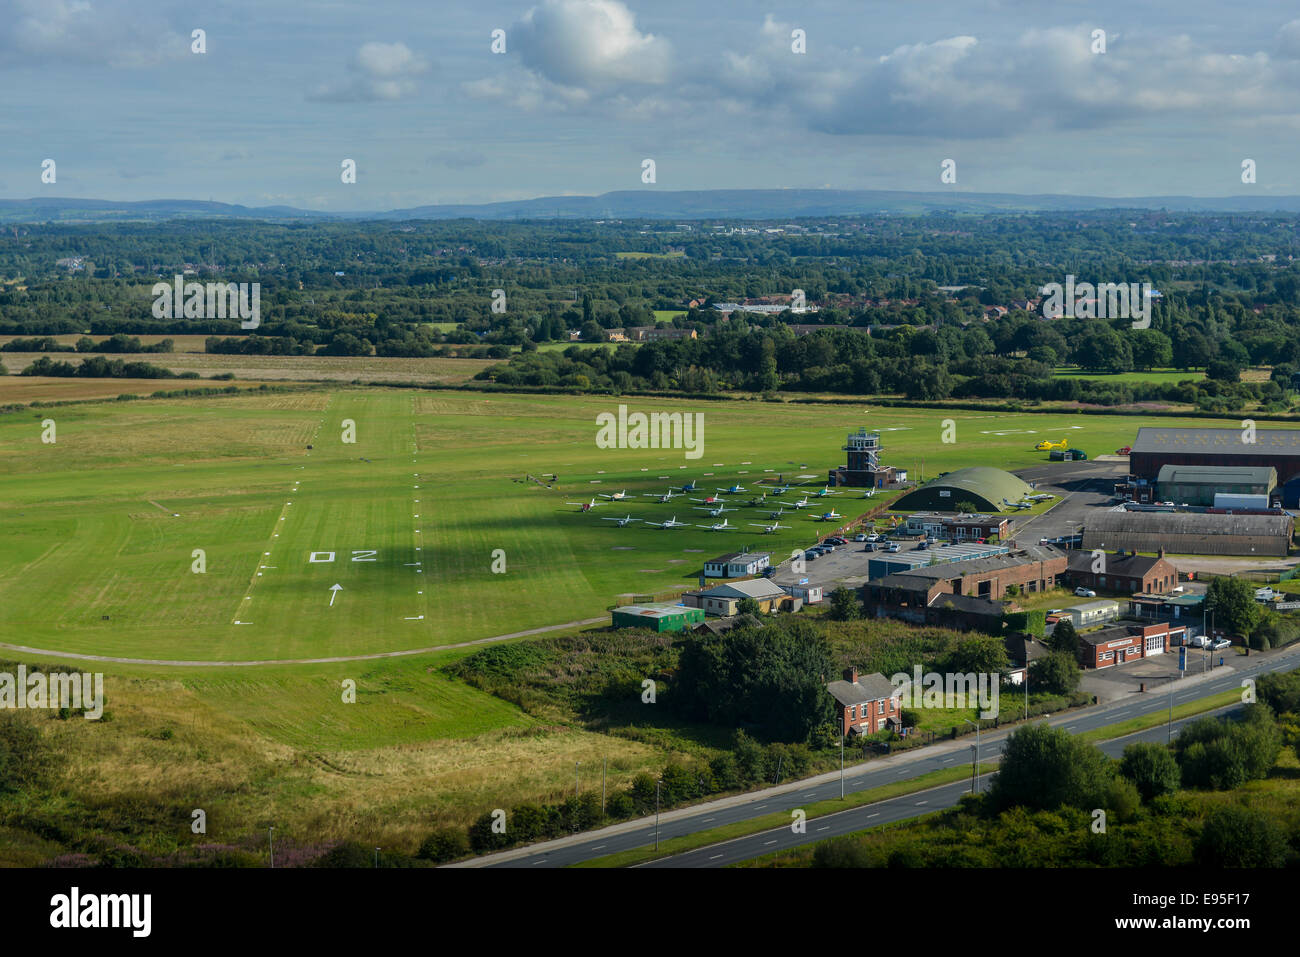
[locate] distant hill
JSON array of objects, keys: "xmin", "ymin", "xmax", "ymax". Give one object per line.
[{"xmin": 5, "ymin": 189, "xmax": 1300, "ymax": 223}]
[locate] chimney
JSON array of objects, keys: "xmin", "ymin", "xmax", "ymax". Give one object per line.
[
  {"xmin": 1158, "ymin": 547, "xmax": 1166, "ymax": 559},
  {"xmin": 844, "ymin": 667, "xmax": 858, "ymax": 684}
]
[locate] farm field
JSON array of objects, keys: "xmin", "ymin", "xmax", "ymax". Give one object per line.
[
  {"xmin": 0, "ymin": 387, "xmax": 1252, "ymax": 664},
  {"xmin": 0, "ymin": 351, "xmax": 493, "ymax": 385},
  {"xmin": 1053, "ymin": 366, "xmax": 1205, "ymax": 384},
  {"xmin": 0, "ymin": 375, "xmax": 283, "ymax": 404},
  {"xmin": 0, "ymin": 334, "xmax": 213, "ymax": 352}
]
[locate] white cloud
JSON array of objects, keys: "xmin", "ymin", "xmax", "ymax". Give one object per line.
[
  {"xmin": 0, "ymin": 0, "xmax": 187, "ymax": 68},
  {"xmin": 308, "ymin": 41, "xmax": 429, "ymax": 103}
]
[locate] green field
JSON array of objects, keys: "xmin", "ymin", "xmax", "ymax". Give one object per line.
[{"xmin": 0, "ymin": 391, "xmax": 1255, "ymax": 663}]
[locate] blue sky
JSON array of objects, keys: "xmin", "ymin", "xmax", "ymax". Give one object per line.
[{"xmin": 6, "ymin": 0, "xmax": 1300, "ymax": 209}]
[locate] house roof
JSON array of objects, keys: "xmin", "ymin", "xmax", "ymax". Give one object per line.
[
  {"xmin": 927, "ymin": 593, "xmax": 1007, "ymax": 616},
  {"xmin": 694, "ymin": 613, "xmax": 763, "ymax": 635},
  {"xmin": 1066, "ymin": 551, "xmax": 1173, "ymax": 577},
  {"xmin": 698, "ymin": 579, "xmax": 786, "ymax": 600},
  {"xmin": 891, "ymin": 545, "xmax": 1065, "ymax": 581},
  {"xmin": 706, "ymin": 551, "xmax": 771, "ymax": 566},
  {"xmin": 826, "ymin": 672, "xmax": 900, "ymax": 707},
  {"xmin": 1003, "ymin": 634, "xmax": 1049, "ymax": 665}
]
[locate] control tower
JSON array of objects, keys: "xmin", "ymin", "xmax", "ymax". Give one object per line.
[{"xmin": 829, "ymin": 428, "xmax": 905, "ymax": 488}]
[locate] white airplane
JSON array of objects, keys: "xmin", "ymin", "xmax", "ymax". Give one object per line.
[
  {"xmin": 695, "ymin": 519, "xmax": 734, "ymax": 531},
  {"xmin": 860, "ymin": 489, "xmax": 876, "ymax": 499},
  {"xmin": 599, "ymin": 490, "xmax": 630, "ymax": 501},
  {"xmin": 813, "ymin": 509, "xmax": 843, "ymax": 522},
  {"xmin": 602, "ymin": 514, "xmax": 641, "ymax": 527},
  {"xmin": 779, "ymin": 496, "xmax": 812, "ymax": 509},
  {"xmin": 1002, "ymin": 498, "xmax": 1033, "ymax": 511},
  {"xmin": 749, "ymin": 522, "xmax": 791, "ymax": 533},
  {"xmin": 1025, "ymin": 493, "xmax": 1055, "ymax": 502},
  {"xmin": 641, "ymin": 489, "xmax": 677, "ymax": 503},
  {"xmin": 646, "ymin": 515, "xmax": 689, "ymax": 529},
  {"xmin": 565, "ymin": 498, "xmax": 603, "ymax": 512},
  {"xmin": 766, "ymin": 506, "xmax": 788, "ymax": 520},
  {"xmin": 693, "ymin": 505, "xmax": 736, "ymax": 517}
]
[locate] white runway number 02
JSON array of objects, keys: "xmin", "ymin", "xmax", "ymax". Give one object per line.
[{"xmin": 308, "ymin": 550, "xmax": 378, "ymax": 563}]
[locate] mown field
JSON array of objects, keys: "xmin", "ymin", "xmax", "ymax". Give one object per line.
[{"xmin": 0, "ymin": 388, "xmax": 1253, "ymax": 662}]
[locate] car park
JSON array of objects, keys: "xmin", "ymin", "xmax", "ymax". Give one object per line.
[{"xmin": 1074, "ymin": 587, "xmax": 1096, "ymax": 597}]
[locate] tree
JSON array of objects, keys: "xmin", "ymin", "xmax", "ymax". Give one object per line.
[
  {"xmin": 1028, "ymin": 651, "xmax": 1081, "ymax": 695},
  {"xmin": 1047, "ymin": 617, "xmax": 1079, "ymax": 657},
  {"xmin": 1118, "ymin": 742, "xmax": 1181, "ymax": 800},
  {"xmin": 579, "ymin": 320, "xmax": 604, "ymax": 342},
  {"xmin": 827, "ymin": 586, "xmax": 861, "ymax": 621},
  {"xmin": 944, "ymin": 635, "xmax": 1009, "ymax": 675},
  {"xmin": 1204, "ymin": 576, "xmax": 1263, "ymax": 638},
  {"xmin": 1206, "ymin": 358, "xmax": 1241, "ymax": 382},
  {"xmin": 736, "ymin": 597, "xmax": 762, "ymax": 616},
  {"xmin": 988, "ymin": 723, "xmax": 1113, "ymax": 812},
  {"xmin": 1194, "ymin": 806, "xmax": 1288, "ymax": 867}
]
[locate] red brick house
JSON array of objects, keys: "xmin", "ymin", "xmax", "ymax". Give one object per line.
[
  {"xmin": 1065, "ymin": 549, "xmax": 1179, "ymax": 595},
  {"xmin": 826, "ymin": 668, "xmax": 903, "ymax": 737},
  {"xmin": 1079, "ymin": 621, "xmax": 1188, "ymax": 669}
]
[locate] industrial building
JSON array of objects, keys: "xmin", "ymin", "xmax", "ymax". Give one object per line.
[
  {"xmin": 866, "ymin": 544, "xmax": 1068, "ymax": 608},
  {"xmin": 1080, "ymin": 621, "xmax": 1188, "ymax": 669},
  {"xmin": 1059, "ymin": 599, "xmax": 1122, "ymax": 629},
  {"xmin": 611, "ymin": 604, "xmax": 705, "ymax": 632},
  {"xmin": 1064, "ymin": 549, "xmax": 1179, "ymax": 595},
  {"xmin": 1155, "ymin": 464, "xmax": 1276, "ymax": 506},
  {"xmin": 827, "ymin": 429, "xmax": 907, "ymax": 488},
  {"xmin": 866, "ymin": 541, "xmax": 1011, "ymax": 579},
  {"xmin": 902, "ymin": 513, "xmax": 1012, "ymax": 540},
  {"xmin": 1083, "ymin": 511, "xmax": 1293, "ymax": 557},
  {"xmin": 1126, "ymin": 427, "xmax": 1300, "ymax": 500},
  {"xmin": 889, "ymin": 466, "xmax": 1035, "ymax": 514}
]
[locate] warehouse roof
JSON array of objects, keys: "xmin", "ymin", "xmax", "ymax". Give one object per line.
[
  {"xmin": 890, "ymin": 545, "xmax": 1066, "ymax": 582},
  {"xmin": 696, "ymin": 579, "xmax": 786, "ymax": 600},
  {"xmin": 1066, "ymin": 551, "xmax": 1174, "ymax": 577},
  {"xmin": 706, "ymin": 551, "xmax": 771, "ymax": 565},
  {"xmin": 1085, "ymin": 511, "xmax": 1293, "ymax": 538},
  {"xmin": 1134, "ymin": 427, "xmax": 1300, "ymax": 458},
  {"xmin": 615, "ymin": 603, "xmax": 695, "ymax": 619},
  {"xmin": 1156, "ymin": 464, "xmax": 1276, "ymax": 485}
]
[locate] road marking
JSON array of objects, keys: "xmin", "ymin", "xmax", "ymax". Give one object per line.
[
  {"xmin": 915, "ymin": 800, "xmax": 928, "ymax": 806},
  {"xmin": 702, "ymin": 817, "xmax": 714, "ymax": 823},
  {"xmin": 816, "ymin": 826, "xmax": 829, "ymax": 831},
  {"xmin": 591, "ymin": 845, "xmax": 605, "ymax": 851},
  {"xmin": 941, "ymin": 757, "xmax": 954, "ymax": 763},
  {"xmin": 867, "ymin": 812, "xmax": 880, "ymax": 818},
  {"xmin": 764, "ymin": 840, "xmax": 777, "ymax": 846},
  {"xmin": 709, "ymin": 854, "xmax": 723, "ymax": 860}
]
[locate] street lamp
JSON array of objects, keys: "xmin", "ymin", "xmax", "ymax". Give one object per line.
[
  {"xmin": 654, "ymin": 778, "xmax": 662, "ymax": 851},
  {"xmin": 962, "ymin": 718, "xmax": 980, "ymax": 793},
  {"xmin": 268, "ymin": 825, "xmax": 274, "ymax": 869}
]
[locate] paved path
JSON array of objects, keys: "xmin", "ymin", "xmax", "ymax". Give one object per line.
[{"xmin": 0, "ymin": 616, "xmax": 608, "ymax": 668}]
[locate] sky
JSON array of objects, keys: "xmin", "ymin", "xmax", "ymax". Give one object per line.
[{"xmin": 6, "ymin": 0, "xmax": 1300, "ymax": 210}]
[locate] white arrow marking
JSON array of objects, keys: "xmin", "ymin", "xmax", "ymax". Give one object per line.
[{"xmin": 329, "ymin": 583, "xmax": 343, "ymax": 607}]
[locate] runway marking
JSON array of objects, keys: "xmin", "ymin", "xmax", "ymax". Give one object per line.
[{"xmin": 709, "ymin": 854, "xmax": 724, "ymax": 860}]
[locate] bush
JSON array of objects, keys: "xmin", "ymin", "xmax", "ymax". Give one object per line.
[
  {"xmin": 1103, "ymin": 776, "xmax": 1141, "ymax": 823},
  {"xmin": 1119, "ymin": 742, "xmax": 1181, "ymax": 801},
  {"xmin": 417, "ymin": 828, "xmax": 468, "ymax": 862},
  {"xmin": 1195, "ymin": 806, "xmax": 1289, "ymax": 867},
  {"xmin": 0, "ymin": 714, "xmax": 64, "ymax": 794}
]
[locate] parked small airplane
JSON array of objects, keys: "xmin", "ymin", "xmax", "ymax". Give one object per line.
[
  {"xmin": 1025, "ymin": 493, "xmax": 1055, "ymax": 502},
  {"xmin": 690, "ymin": 495, "xmax": 724, "ymax": 505},
  {"xmin": 677, "ymin": 480, "xmax": 698, "ymax": 492},
  {"xmin": 813, "ymin": 509, "xmax": 843, "ymax": 522},
  {"xmin": 1034, "ymin": 439, "xmax": 1068, "ymax": 451},
  {"xmin": 642, "ymin": 489, "xmax": 677, "ymax": 503},
  {"xmin": 803, "ymin": 486, "xmax": 842, "ymax": 497},
  {"xmin": 599, "ymin": 490, "xmax": 630, "ymax": 501},
  {"xmin": 859, "ymin": 488, "xmax": 876, "ymax": 499},
  {"xmin": 645, "ymin": 515, "xmax": 689, "ymax": 529},
  {"xmin": 716, "ymin": 485, "xmax": 747, "ymax": 494},
  {"xmin": 566, "ymin": 498, "xmax": 603, "ymax": 512},
  {"xmin": 779, "ymin": 496, "xmax": 812, "ymax": 509},
  {"xmin": 768, "ymin": 483, "xmax": 794, "ymax": 496},
  {"xmin": 602, "ymin": 514, "xmax": 641, "ymax": 527},
  {"xmin": 745, "ymin": 494, "xmax": 768, "ymax": 507},
  {"xmin": 749, "ymin": 522, "xmax": 791, "ymax": 533},
  {"xmin": 1002, "ymin": 498, "xmax": 1033, "ymax": 510},
  {"xmin": 693, "ymin": 505, "xmax": 737, "ymax": 517},
  {"xmin": 767, "ymin": 506, "xmax": 788, "ymax": 520},
  {"xmin": 695, "ymin": 519, "xmax": 734, "ymax": 531}
]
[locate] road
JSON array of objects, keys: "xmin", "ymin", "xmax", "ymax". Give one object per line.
[{"xmin": 457, "ymin": 642, "xmax": 1300, "ymax": 869}]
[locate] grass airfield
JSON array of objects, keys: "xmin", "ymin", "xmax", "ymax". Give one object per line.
[
  {"xmin": 0, "ymin": 386, "xmax": 1259, "ymax": 860},
  {"xmin": 0, "ymin": 388, "xmax": 1243, "ymax": 663}
]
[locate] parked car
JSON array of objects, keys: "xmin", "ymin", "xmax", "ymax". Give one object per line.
[
  {"xmin": 1116, "ymin": 446, "xmax": 1132, "ymax": 455},
  {"xmin": 917, "ymin": 541, "xmax": 929, "ymax": 550},
  {"xmin": 826, "ymin": 537, "xmax": 847, "ymax": 546},
  {"xmin": 1210, "ymin": 638, "xmax": 1232, "ymax": 650},
  {"xmin": 803, "ymin": 550, "xmax": 819, "ymax": 561},
  {"xmin": 886, "ymin": 543, "xmax": 900, "ymax": 553},
  {"xmin": 1074, "ymin": 587, "xmax": 1096, "ymax": 597},
  {"xmin": 1188, "ymin": 634, "xmax": 1210, "ymax": 648},
  {"xmin": 853, "ymin": 533, "xmax": 868, "ymax": 543},
  {"xmin": 1255, "ymin": 587, "xmax": 1276, "ymax": 602},
  {"xmin": 1039, "ymin": 537, "xmax": 1051, "ymax": 546}
]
